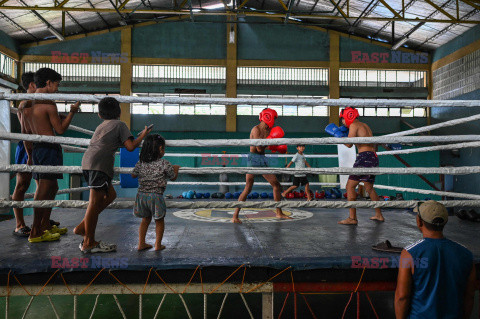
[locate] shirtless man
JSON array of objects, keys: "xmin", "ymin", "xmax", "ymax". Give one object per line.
[
  {"xmin": 11, "ymin": 72, "xmax": 36, "ymax": 237},
  {"xmin": 231, "ymin": 108, "xmax": 291, "ymax": 224},
  {"xmin": 25, "ymin": 68, "xmax": 80, "ymax": 242},
  {"xmin": 337, "ymin": 107, "xmax": 384, "ymax": 225}
]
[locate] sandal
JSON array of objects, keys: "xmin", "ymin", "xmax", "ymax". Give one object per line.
[
  {"xmin": 81, "ymin": 241, "xmax": 117, "ymax": 254},
  {"xmin": 28, "ymin": 230, "xmax": 60, "ymax": 243},
  {"xmin": 13, "ymin": 226, "xmax": 31, "ymax": 237},
  {"xmin": 372, "ymin": 240, "xmax": 403, "ymax": 253},
  {"xmin": 50, "ymin": 219, "xmax": 60, "ymax": 226}
]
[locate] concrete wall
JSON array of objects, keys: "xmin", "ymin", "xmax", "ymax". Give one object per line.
[
  {"xmin": 22, "ymin": 31, "xmax": 121, "ymax": 56},
  {"xmin": 0, "ymin": 29, "xmax": 18, "ymax": 53},
  {"xmin": 433, "ymin": 24, "xmax": 480, "ymax": 62}
]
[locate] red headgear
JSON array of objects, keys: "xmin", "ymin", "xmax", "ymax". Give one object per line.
[
  {"xmin": 259, "ymin": 108, "xmax": 278, "ymax": 128},
  {"xmin": 339, "ymin": 107, "xmax": 359, "ymax": 128}
]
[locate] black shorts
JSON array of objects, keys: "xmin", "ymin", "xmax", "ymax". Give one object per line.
[
  {"xmin": 293, "ymin": 176, "xmax": 309, "ymax": 187},
  {"xmin": 32, "ymin": 142, "xmax": 63, "ymax": 180},
  {"xmin": 349, "ymin": 151, "xmax": 379, "ymax": 184},
  {"xmin": 83, "ymin": 170, "xmax": 112, "ymax": 192}
]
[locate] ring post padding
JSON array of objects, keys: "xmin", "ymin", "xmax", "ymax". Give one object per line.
[{"xmin": 119, "ymin": 148, "xmax": 139, "ymax": 188}]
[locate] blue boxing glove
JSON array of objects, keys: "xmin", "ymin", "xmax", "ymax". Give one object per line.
[
  {"xmin": 339, "ymin": 125, "xmax": 349, "ymax": 136},
  {"xmin": 325, "ymin": 123, "xmax": 348, "ymax": 138}
]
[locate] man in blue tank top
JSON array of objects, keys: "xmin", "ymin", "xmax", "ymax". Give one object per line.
[{"xmin": 395, "ymin": 201, "xmax": 477, "ymax": 319}]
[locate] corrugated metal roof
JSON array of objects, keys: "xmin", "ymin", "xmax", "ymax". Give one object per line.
[{"xmin": 0, "ymin": 0, "xmax": 478, "ymax": 50}]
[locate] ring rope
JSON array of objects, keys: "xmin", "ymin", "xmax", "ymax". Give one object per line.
[
  {"xmin": 3, "ymin": 131, "xmax": 480, "ymax": 147},
  {"xmin": 19, "ymin": 182, "xmax": 477, "ymax": 200},
  {"xmin": 3, "ymin": 164, "xmax": 480, "ymax": 175},
  {"xmin": 1, "ymin": 199, "xmax": 479, "ymax": 209},
  {"xmin": 373, "ymin": 185, "xmax": 480, "ymax": 200},
  {"xmin": 2, "ymin": 93, "xmax": 480, "ymax": 108},
  {"xmin": 4, "ymin": 164, "xmax": 480, "ymax": 175},
  {"xmin": 9, "ymin": 107, "xmax": 95, "ymax": 136},
  {"xmin": 376, "ymin": 141, "xmax": 480, "ymax": 155},
  {"xmin": 22, "ymin": 182, "xmax": 121, "ymax": 199},
  {"xmin": 383, "ymin": 112, "xmax": 480, "ymax": 137}
]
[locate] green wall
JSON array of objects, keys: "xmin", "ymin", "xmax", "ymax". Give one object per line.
[
  {"xmin": 132, "ymin": 19, "xmax": 226, "ymax": 59},
  {"xmin": 21, "ymin": 31, "xmax": 121, "ymax": 56},
  {"xmin": 433, "ymin": 24, "xmax": 480, "ymax": 62},
  {"xmin": 237, "ymin": 18, "xmax": 329, "ymax": 61},
  {"xmin": 0, "ymin": 29, "xmax": 18, "ymax": 53}
]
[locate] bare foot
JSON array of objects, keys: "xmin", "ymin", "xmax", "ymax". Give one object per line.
[
  {"xmin": 276, "ymin": 213, "xmax": 293, "ymax": 219},
  {"xmin": 138, "ymin": 243, "xmax": 153, "ymax": 251},
  {"xmin": 73, "ymin": 227, "xmax": 85, "ymax": 236},
  {"xmin": 231, "ymin": 218, "xmax": 243, "ymax": 224},
  {"xmin": 338, "ymin": 217, "xmax": 358, "ymax": 225},
  {"xmin": 370, "ymin": 216, "xmax": 385, "ymax": 222},
  {"xmin": 155, "ymin": 245, "xmax": 166, "ymax": 251}
]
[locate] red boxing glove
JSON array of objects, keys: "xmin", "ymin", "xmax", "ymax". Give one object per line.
[
  {"xmin": 276, "ymin": 144, "xmax": 287, "ymax": 154},
  {"xmin": 267, "ymin": 126, "xmax": 285, "ymax": 153},
  {"xmin": 268, "ymin": 126, "xmax": 285, "ymax": 139},
  {"xmin": 268, "ymin": 145, "xmax": 278, "ymax": 153}
]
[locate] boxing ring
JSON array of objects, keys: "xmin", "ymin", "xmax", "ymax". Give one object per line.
[{"xmin": 0, "ymin": 93, "xmax": 480, "ymax": 318}]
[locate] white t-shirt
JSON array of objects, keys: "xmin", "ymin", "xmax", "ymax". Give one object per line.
[{"xmin": 291, "ymin": 152, "xmax": 306, "ymax": 177}]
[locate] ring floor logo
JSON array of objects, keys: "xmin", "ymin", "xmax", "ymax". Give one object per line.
[{"xmin": 173, "ymin": 208, "xmax": 313, "ymax": 223}]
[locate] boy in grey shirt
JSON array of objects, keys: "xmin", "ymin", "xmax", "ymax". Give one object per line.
[
  {"xmin": 74, "ymin": 97, "xmax": 151, "ymax": 253},
  {"xmin": 282, "ymin": 145, "xmax": 313, "ymax": 201}
]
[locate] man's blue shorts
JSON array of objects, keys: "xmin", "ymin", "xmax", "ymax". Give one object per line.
[
  {"xmin": 247, "ymin": 153, "xmax": 269, "ymax": 167},
  {"xmin": 32, "ymin": 142, "xmax": 63, "ymax": 180},
  {"xmin": 15, "ymin": 141, "xmax": 28, "ymax": 165}
]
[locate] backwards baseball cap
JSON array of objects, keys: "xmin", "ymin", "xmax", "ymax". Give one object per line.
[{"xmin": 414, "ymin": 200, "xmax": 448, "ymax": 226}]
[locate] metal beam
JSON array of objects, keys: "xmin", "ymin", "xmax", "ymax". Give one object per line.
[
  {"xmin": 329, "ymin": 0, "xmax": 350, "ymax": 22},
  {"xmin": 87, "ymin": 0, "xmax": 110, "ymax": 27},
  {"xmin": 118, "ymin": 0, "xmax": 131, "ymax": 10},
  {"xmin": 65, "ymin": 11, "xmax": 88, "ymax": 32},
  {"xmin": 17, "ymin": 0, "xmax": 64, "ymax": 39},
  {"xmin": 372, "ymin": 0, "xmax": 417, "ymax": 37},
  {"xmin": 56, "ymin": 0, "xmax": 69, "ymax": 7},
  {"xmin": 424, "ymin": 0, "xmax": 456, "ymax": 20},
  {"xmin": 0, "ymin": 5, "xmax": 478, "ymax": 23},
  {"xmin": 284, "ymin": 0, "xmax": 295, "ymax": 23},
  {"xmin": 108, "ymin": 0, "xmax": 129, "ymax": 25},
  {"xmin": 460, "ymin": 0, "xmax": 480, "ymax": 11},
  {"xmin": 420, "ymin": 8, "xmax": 478, "ymax": 47},
  {"xmin": 277, "ymin": 0, "xmax": 289, "ymax": 12},
  {"xmin": 377, "ymin": 0, "xmax": 403, "ymax": 18},
  {"xmin": 237, "ymin": 0, "xmax": 250, "ymax": 10},
  {"xmin": 0, "ymin": 11, "xmax": 38, "ymax": 40}
]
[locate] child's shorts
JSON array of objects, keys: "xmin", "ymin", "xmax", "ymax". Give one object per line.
[{"xmin": 134, "ymin": 192, "xmax": 167, "ymax": 220}]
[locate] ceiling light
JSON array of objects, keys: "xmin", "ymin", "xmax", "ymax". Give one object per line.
[
  {"xmin": 47, "ymin": 26, "xmax": 65, "ymax": 41},
  {"xmin": 392, "ymin": 37, "xmax": 408, "ymax": 50}
]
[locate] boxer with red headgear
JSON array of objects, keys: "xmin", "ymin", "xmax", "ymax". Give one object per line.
[
  {"xmin": 231, "ymin": 108, "xmax": 291, "ymax": 224},
  {"xmin": 339, "ymin": 107, "xmax": 359, "ymax": 128},
  {"xmin": 259, "ymin": 108, "xmax": 277, "ymax": 128},
  {"xmin": 338, "ymin": 107, "xmax": 384, "ymax": 225}
]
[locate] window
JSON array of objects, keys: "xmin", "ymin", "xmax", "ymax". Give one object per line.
[
  {"xmin": 340, "ymin": 69, "xmax": 426, "ymax": 88},
  {"xmin": 237, "ymin": 67, "xmax": 328, "ymax": 86},
  {"xmin": 0, "ymin": 52, "xmax": 16, "ymax": 79},
  {"xmin": 131, "ymin": 93, "xmax": 226, "ymax": 115},
  {"xmin": 237, "ymin": 94, "xmax": 328, "ymax": 116},
  {"xmin": 351, "ymin": 105, "xmax": 426, "ymax": 117},
  {"xmin": 133, "ymin": 65, "xmax": 225, "ymax": 84},
  {"xmin": 23, "ymin": 63, "xmax": 120, "ymax": 82}
]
